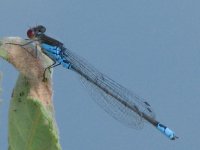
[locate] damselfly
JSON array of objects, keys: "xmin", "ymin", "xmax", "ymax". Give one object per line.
[{"xmin": 6, "ymin": 25, "xmax": 178, "ymax": 140}]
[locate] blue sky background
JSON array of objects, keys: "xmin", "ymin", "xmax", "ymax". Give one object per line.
[{"xmin": 1, "ymin": 0, "xmax": 200, "ymax": 149}]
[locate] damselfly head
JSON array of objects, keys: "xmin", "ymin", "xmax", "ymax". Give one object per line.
[
  {"xmin": 36, "ymin": 25, "xmax": 46, "ymax": 33},
  {"xmin": 27, "ymin": 28, "xmax": 35, "ymax": 39},
  {"xmin": 27, "ymin": 25, "xmax": 46, "ymax": 39}
]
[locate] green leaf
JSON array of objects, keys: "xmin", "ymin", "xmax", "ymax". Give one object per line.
[
  {"xmin": 0, "ymin": 37, "xmax": 62, "ymax": 150},
  {"xmin": 9, "ymin": 75, "xmax": 61, "ymax": 150}
]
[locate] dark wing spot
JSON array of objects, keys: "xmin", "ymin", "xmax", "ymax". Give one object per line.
[
  {"xmin": 144, "ymin": 101, "xmax": 150, "ymax": 106},
  {"xmin": 147, "ymin": 108, "xmax": 152, "ymax": 112}
]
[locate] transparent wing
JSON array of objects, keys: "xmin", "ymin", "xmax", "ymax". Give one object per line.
[
  {"xmin": 80, "ymin": 76, "xmax": 145, "ymax": 129},
  {"xmin": 63, "ymin": 48, "xmax": 156, "ymax": 129}
]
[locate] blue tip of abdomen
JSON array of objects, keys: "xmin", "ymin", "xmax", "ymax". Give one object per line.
[{"xmin": 157, "ymin": 123, "xmax": 178, "ymax": 140}]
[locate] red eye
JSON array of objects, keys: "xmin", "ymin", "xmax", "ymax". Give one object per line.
[{"xmin": 27, "ymin": 29, "xmax": 35, "ymax": 39}]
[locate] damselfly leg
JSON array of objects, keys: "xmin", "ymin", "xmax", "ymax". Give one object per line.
[
  {"xmin": 42, "ymin": 60, "xmax": 61, "ymax": 82},
  {"xmin": 5, "ymin": 39, "xmax": 39, "ymax": 58}
]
